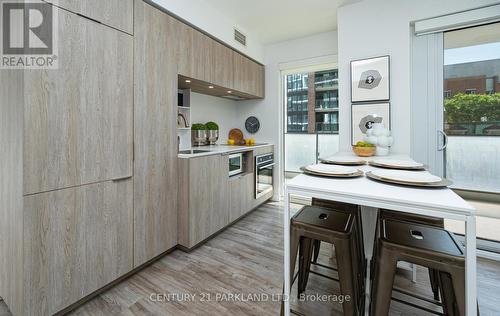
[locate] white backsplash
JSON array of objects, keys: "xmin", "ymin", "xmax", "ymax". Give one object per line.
[{"xmin": 188, "ymin": 92, "xmax": 245, "ymax": 147}]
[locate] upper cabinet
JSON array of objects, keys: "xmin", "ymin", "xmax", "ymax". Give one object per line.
[
  {"xmin": 44, "ymin": 0, "xmax": 134, "ymax": 34},
  {"xmin": 212, "ymin": 41, "xmax": 234, "ymax": 89},
  {"xmin": 233, "ymin": 51, "xmax": 265, "ymax": 98},
  {"xmin": 23, "ymin": 5, "xmax": 133, "ymax": 195},
  {"xmin": 175, "ymin": 19, "xmax": 264, "ymax": 99}
]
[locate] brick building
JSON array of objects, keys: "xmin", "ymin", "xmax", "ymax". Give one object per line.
[{"xmin": 444, "ymin": 58, "xmax": 500, "ymax": 97}]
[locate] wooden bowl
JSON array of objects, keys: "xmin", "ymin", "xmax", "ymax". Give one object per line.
[{"xmin": 352, "ymin": 146, "xmax": 376, "ymax": 157}]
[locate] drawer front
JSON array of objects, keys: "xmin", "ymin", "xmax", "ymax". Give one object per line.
[{"xmin": 23, "ymin": 180, "xmax": 133, "ymax": 315}]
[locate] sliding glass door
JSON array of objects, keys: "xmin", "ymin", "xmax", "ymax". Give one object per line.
[
  {"xmin": 443, "ymin": 22, "xmax": 500, "ymax": 193},
  {"xmin": 440, "ymin": 22, "xmax": 500, "ymax": 250},
  {"xmin": 283, "ymin": 68, "xmax": 339, "ymax": 176}
]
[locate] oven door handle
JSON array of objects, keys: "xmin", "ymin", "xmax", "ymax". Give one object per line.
[{"xmin": 258, "ymin": 163, "xmax": 275, "ymax": 170}]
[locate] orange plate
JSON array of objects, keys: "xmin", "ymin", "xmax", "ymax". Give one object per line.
[{"xmin": 229, "ymin": 128, "xmax": 244, "ymax": 145}]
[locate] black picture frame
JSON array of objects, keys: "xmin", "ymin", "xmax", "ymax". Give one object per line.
[{"xmin": 350, "ymin": 55, "xmax": 390, "ymax": 103}]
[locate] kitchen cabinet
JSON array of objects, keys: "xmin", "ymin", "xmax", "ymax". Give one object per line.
[
  {"xmin": 179, "ymin": 145, "xmax": 274, "ymax": 250},
  {"xmin": 43, "ymin": 0, "xmax": 134, "ymax": 34},
  {"xmin": 177, "ymin": 24, "xmax": 213, "ymax": 83},
  {"xmin": 133, "ymin": 0, "xmax": 179, "ymax": 267},
  {"xmin": 23, "ymin": 4, "xmax": 133, "ymax": 195},
  {"xmin": 175, "ymin": 17, "xmax": 264, "ymax": 99},
  {"xmin": 212, "ymin": 41, "xmax": 234, "ymax": 89},
  {"xmin": 178, "ymin": 154, "xmax": 229, "ymax": 249},
  {"xmin": 229, "ymin": 173, "xmax": 254, "ymax": 223},
  {"xmin": 23, "ymin": 180, "xmax": 133, "ymax": 316},
  {"xmin": 1, "ymin": 4, "xmax": 135, "ymax": 315},
  {"xmin": 233, "ymin": 51, "xmax": 265, "ymax": 98}
]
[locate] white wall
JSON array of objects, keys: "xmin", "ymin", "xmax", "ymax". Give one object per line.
[
  {"xmin": 337, "ymin": 0, "xmax": 500, "ymax": 154},
  {"xmin": 238, "ymin": 31, "xmax": 339, "ymax": 200},
  {"xmin": 151, "ymin": 0, "xmax": 264, "ymax": 62},
  {"xmin": 190, "ymin": 92, "xmax": 244, "ymax": 144}
]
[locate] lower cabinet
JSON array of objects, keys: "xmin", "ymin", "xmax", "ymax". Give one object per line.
[
  {"xmin": 229, "ymin": 174, "xmax": 254, "ymax": 223},
  {"xmin": 178, "ymin": 155, "xmax": 229, "ymax": 248},
  {"xmin": 23, "ymin": 180, "xmax": 133, "ymax": 315}
]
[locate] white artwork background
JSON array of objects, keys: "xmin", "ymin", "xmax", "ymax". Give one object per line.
[
  {"xmin": 351, "ymin": 56, "xmax": 389, "ymax": 102},
  {"xmin": 351, "ymin": 103, "xmax": 390, "ymax": 145}
]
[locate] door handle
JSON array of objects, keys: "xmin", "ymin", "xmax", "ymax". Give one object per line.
[
  {"xmin": 258, "ymin": 163, "xmax": 275, "ymax": 170},
  {"xmin": 112, "ymin": 175, "xmax": 133, "ymax": 182},
  {"xmin": 437, "ymin": 130, "xmax": 448, "ymax": 151}
]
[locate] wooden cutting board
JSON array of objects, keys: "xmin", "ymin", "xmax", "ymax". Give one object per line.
[{"xmin": 229, "ymin": 128, "xmax": 244, "ymax": 145}]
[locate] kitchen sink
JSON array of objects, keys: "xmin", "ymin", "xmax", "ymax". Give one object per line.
[{"xmin": 178, "ymin": 149, "xmax": 211, "ymax": 154}]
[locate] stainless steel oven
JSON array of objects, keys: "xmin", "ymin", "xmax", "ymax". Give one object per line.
[
  {"xmin": 228, "ymin": 153, "xmax": 243, "ymax": 177},
  {"xmin": 255, "ymin": 153, "xmax": 274, "ymax": 199}
]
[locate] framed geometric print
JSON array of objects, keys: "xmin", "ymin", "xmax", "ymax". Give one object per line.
[
  {"xmin": 351, "ymin": 56, "xmax": 390, "ymax": 103},
  {"xmin": 351, "ymin": 102, "xmax": 390, "ymax": 145}
]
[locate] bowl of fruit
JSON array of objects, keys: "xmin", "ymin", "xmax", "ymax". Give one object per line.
[{"xmin": 352, "ymin": 141, "xmax": 376, "ymax": 157}]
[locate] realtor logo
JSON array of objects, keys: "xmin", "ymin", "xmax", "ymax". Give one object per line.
[{"xmin": 1, "ymin": 0, "xmax": 58, "ymax": 69}]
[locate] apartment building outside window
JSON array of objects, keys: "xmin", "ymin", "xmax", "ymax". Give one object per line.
[{"xmin": 284, "ymin": 68, "xmax": 339, "ymax": 173}]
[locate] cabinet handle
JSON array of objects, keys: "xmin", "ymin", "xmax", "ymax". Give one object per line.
[{"xmin": 112, "ymin": 175, "xmax": 132, "ymax": 182}]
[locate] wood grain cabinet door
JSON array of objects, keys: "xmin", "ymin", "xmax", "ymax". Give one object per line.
[
  {"xmin": 229, "ymin": 173, "xmax": 254, "ymax": 223},
  {"xmin": 177, "ymin": 26, "xmax": 214, "ymax": 83},
  {"xmin": 232, "ymin": 51, "xmax": 265, "ymax": 98},
  {"xmin": 44, "ymin": 0, "xmax": 133, "ymax": 34},
  {"xmin": 23, "ymin": 180, "xmax": 133, "ymax": 315},
  {"xmin": 133, "ymin": 0, "xmax": 178, "ymax": 267},
  {"xmin": 212, "ymin": 41, "xmax": 234, "ymax": 89},
  {"xmin": 187, "ymin": 155, "xmax": 229, "ymax": 247},
  {"xmin": 23, "ymin": 5, "xmax": 133, "ymax": 195}
]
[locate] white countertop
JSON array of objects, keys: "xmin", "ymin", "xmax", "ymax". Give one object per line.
[
  {"xmin": 178, "ymin": 143, "xmax": 273, "ymax": 158},
  {"xmin": 288, "ymin": 152, "xmax": 475, "ymax": 216}
]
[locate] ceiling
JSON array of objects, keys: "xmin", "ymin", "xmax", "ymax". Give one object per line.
[{"xmin": 207, "ymin": 0, "xmax": 347, "ymax": 45}]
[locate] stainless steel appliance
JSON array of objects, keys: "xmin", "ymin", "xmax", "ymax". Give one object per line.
[
  {"xmin": 228, "ymin": 153, "xmax": 243, "ymax": 176},
  {"xmin": 255, "ymin": 153, "xmax": 274, "ymax": 199}
]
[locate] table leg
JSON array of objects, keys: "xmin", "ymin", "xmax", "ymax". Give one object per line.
[
  {"xmin": 360, "ymin": 206, "xmax": 378, "ymax": 261},
  {"xmin": 360, "ymin": 206, "xmax": 378, "ymax": 316},
  {"xmin": 283, "ymin": 190, "xmax": 290, "ymax": 316},
  {"xmin": 465, "ymin": 215, "xmax": 477, "ymax": 316}
]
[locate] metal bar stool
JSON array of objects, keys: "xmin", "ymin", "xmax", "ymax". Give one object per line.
[
  {"xmin": 370, "ymin": 218, "xmax": 474, "ymax": 316},
  {"xmin": 308, "ymin": 198, "xmax": 366, "ymax": 284},
  {"xmin": 282, "ymin": 205, "xmax": 364, "ymax": 316},
  {"xmin": 373, "ymin": 209, "xmax": 444, "ymax": 300}
]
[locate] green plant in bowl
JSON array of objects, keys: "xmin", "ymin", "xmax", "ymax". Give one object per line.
[
  {"xmin": 206, "ymin": 121, "xmax": 219, "ymax": 130},
  {"xmin": 355, "ymin": 141, "xmax": 375, "ymax": 147},
  {"xmin": 191, "ymin": 123, "xmax": 207, "ymax": 130}
]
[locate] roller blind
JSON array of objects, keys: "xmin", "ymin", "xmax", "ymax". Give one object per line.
[{"xmin": 414, "ymin": 3, "xmax": 500, "ymax": 35}]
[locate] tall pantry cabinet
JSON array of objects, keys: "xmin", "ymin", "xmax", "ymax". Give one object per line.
[
  {"xmin": 1, "ymin": 1, "xmax": 136, "ymax": 315},
  {"xmin": 133, "ymin": 0, "xmax": 179, "ymax": 267}
]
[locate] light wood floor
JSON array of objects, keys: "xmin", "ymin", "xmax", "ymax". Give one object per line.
[{"xmin": 1, "ymin": 202, "xmax": 500, "ymax": 315}]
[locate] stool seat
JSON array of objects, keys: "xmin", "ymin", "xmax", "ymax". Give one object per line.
[
  {"xmin": 375, "ymin": 209, "xmax": 446, "ymax": 301},
  {"xmin": 293, "ymin": 206, "xmax": 353, "ymax": 233},
  {"xmin": 371, "ymin": 218, "xmax": 472, "ymax": 316},
  {"xmin": 380, "ymin": 209, "xmax": 444, "ymax": 227},
  {"xmin": 383, "ymin": 219, "xmax": 464, "ymax": 257},
  {"xmin": 282, "ymin": 205, "xmax": 364, "ymax": 316}
]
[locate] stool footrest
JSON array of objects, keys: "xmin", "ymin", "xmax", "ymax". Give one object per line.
[
  {"xmin": 391, "ymin": 296, "xmax": 445, "ymax": 316},
  {"xmin": 392, "ymin": 286, "xmax": 442, "ymax": 306}
]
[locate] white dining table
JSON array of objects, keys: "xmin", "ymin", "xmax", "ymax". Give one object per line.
[{"xmin": 283, "ymin": 153, "xmax": 477, "ymax": 316}]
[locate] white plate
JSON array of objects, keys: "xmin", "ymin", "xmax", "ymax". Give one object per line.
[
  {"xmin": 305, "ymin": 164, "xmax": 358, "ymax": 175},
  {"xmin": 322, "ymin": 156, "xmax": 366, "ymax": 164},
  {"xmin": 372, "ymin": 158, "xmax": 424, "ymax": 168},
  {"xmin": 371, "ymin": 169, "xmax": 442, "ymax": 184}
]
